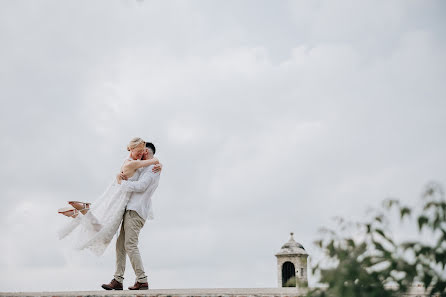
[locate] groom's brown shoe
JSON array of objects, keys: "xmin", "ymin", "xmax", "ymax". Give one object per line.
[
  {"xmin": 101, "ymin": 279, "xmax": 123, "ymax": 290},
  {"xmin": 128, "ymin": 281, "xmax": 149, "ymax": 290}
]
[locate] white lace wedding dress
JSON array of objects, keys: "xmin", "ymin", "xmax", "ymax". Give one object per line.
[{"xmin": 58, "ymin": 160, "xmax": 140, "ymax": 256}]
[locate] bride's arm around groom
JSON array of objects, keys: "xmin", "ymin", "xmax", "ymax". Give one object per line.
[{"xmin": 117, "ymin": 143, "xmax": 162, "ymax": 194}]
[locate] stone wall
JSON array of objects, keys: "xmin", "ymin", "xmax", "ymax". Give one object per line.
[{"xmin": 0, "ymin": 286, "xmax": 435, "ymax": 297}]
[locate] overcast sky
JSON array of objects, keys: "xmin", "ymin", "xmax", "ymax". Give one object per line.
[{"xmin": 1, "ymin": 0, "xmax": 445, "ymax": 292}]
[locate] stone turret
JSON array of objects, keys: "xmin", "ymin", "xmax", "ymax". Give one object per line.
[{"xmin": 275, "ymin": 232, "xmax": 308, "ymax": 287}]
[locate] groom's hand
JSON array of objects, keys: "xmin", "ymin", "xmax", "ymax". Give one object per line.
[
  {"xmin": 116, "ymin": 172, "xmax": 127, "ymax": 184},
  {"xmin": 153, "ymin": 163, "xmax": 163, "ymax": 173},
  {"xmin": 120, "ymin": 172, "xmax": 128, "ymax": 180}
]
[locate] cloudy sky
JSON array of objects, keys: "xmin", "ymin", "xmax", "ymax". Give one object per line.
[{"xmin": 1, "ymin": 0, "xmax": 445, "ymax": 292}]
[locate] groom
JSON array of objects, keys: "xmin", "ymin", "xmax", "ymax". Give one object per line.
[{"xmin": 102, "ymin": 142, "xmax": 161, "ymax": 290}]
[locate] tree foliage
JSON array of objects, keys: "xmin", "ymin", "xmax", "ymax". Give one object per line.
[{"xmin": 307, "ymin": 182, "xmax": 446, "ymax": 297}]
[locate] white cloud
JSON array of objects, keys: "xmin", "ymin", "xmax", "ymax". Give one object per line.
[{"xmin": 0, "ymin": 0, "xmax": 445, "ymax": 292}]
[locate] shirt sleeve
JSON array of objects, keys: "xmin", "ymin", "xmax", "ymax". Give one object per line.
[{"xmin": 120, "ymin": 169, "xmax": 155, "ymax": 193}]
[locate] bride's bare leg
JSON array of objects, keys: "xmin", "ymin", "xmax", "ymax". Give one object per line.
[
  {"xmin": 58, "ymin": 208, "xmax": 79, "ymax": 218},
  {"xmin": 69, "ymin": 201, "xmax": 91, "ymax": 215}
]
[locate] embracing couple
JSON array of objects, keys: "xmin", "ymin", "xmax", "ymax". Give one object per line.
[{"xmin": 57, "ymin": 137, "xmax": 162, "ymax": 290}]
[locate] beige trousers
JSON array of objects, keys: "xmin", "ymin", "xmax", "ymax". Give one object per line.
[{"xmin": 114, "ymin": 210, "xmax": 147, "ymax": 283}]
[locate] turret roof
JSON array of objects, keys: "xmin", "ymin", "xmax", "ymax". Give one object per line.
[{"xmin": 275, "ymin": 232, "xmax": 308, "ymax": 256}]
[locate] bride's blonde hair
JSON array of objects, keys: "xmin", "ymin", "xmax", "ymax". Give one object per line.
[{"xmin": 127, "ymin": 137, "xmax": 145, "ymax": 151}]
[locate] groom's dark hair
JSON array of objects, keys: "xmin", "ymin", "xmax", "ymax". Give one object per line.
[{"xmin": 145, "ymin": 142, "xmax": 156, "ymax": 155}]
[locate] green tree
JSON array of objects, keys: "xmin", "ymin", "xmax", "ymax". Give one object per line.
[{"xmin": 307, "ymin": 182, "xmax": 446, "ymax": 297}]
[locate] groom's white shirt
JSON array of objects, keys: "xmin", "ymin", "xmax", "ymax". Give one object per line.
[{"xmin": 120, "ymin": 165, "xmax": 161, "ymax": 220}]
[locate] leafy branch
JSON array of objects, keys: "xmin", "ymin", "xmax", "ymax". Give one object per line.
[{"xmin": 307, "ymin": 182, "xmax": 446, "ymax": 297}]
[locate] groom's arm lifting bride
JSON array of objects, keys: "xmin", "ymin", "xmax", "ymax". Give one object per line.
[
  {"xmin": 102, "ymin": 141, "xmax": 162, "ymax": 291},
  {"xmin": 57, "ymin": 139, "xmax": 162, "ymax": 220}
]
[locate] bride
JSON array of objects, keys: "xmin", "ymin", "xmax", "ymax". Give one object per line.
[{"xmin": 57, "ymin": 137, "xmax": 161, "ymax": 256}]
